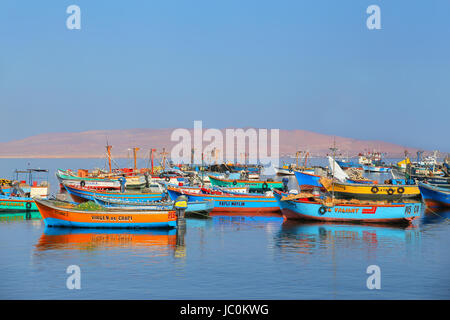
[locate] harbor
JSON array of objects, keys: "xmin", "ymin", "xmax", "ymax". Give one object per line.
[{"xmin": 0, "ymin": 151, "xmax": 449, "ymax": 299}]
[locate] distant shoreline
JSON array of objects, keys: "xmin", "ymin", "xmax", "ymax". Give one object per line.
[{"xmin": 0, "ymin": 153, "xmax": 418, "ymax": 159}]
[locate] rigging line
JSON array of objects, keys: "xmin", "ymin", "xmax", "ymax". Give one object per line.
[{"xmin": 425, "ymin": 206, "xmax": 450, "ymax": 223}]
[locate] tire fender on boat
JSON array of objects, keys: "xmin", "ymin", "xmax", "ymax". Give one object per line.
[
  {"xmin": 232, "ymin": 180, "xmax": 237, "ymax": 185},
  {"xmin": 397, "ymin": 187, "xmax": 405, "ymax": 194},
  {"xmin": 80, "ymin": 180, "xmax": 86, "ymax": 187},
  {"xmin": 262, "ymin": 182, "xmax": 269, "ymax": 190},
  {"xmin": 387, "ymin": 188, "xmax": 394, "ymax": 195},
  {"xmin": 26, "ymin": 202, "xmax": 32, "ymax": 209},
  {"xmin": 318, "ymin": 206, "xmax": 327, "ymax": 215},
  {"xmin": 371, "ymin": 186, "xmax": 379, "ymax": 193}
]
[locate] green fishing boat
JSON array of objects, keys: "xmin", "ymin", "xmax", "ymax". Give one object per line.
[
  {"xmin": 0, "ymin": 195, "xmax": 39, "ymax": 212},
  {"xmin": 208, "ymin": 175, "xmax": 284, "ymax": 190}
]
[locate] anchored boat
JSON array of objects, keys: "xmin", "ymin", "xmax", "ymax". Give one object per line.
[
  {"xmin": 273, "ymin": 190, "xmax": 422, "ymax": 224},
  {"xmin": 208, "ymin": 175, "xmax": 283, "ymax": 191},
  {"xmin": 319, "ymin": 178, "xmax": 420, "ymax": 201},
  {"xmin": 92, "ymin": 196, "xmax": 214, "ymax": 218},
  {"xmin": 0, "ymin": 195, "xmax": 38, "ymax": 212},
  {"xmin": 57, "ymin": 169, "xmax": 121, "ymax": 190},
  {"xmin": 167, "ymin": 186, "xmax": 280, "ymax": 213},
  {"xmin": 35, "ymin": 199, "xmax": 177, "ymax": 229},
  {"xmin": 63, "ymin": 184, "xmax": 165, "ymax": 203},
  {"xmin": 418, "ymin": 182, "xmax": 450, "ymax": 208}
]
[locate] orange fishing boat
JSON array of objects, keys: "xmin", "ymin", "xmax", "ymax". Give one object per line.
[{"xmin": 35, "ymin": 199, "xmax": 177, "ymax": 229}]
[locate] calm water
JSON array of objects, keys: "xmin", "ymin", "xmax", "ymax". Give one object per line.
[{"xmin": 0, "ymin": 158, "xmax": 449, "ymax": 299}]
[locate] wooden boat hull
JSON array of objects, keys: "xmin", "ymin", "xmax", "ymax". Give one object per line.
[
  {"xmin": 63, "ymin": 184, "xmax": 164, "ymax": 203},
  {"xmin": 322, "ymin": 181, "xmax": 421, "ymax": 201},
  {"xmin": 167, "ymin": 187, "xmax": 280, "ymax": 213},
  {"xmin": 273, "ymin": 190, "xmax": 421, "ymax": 224},
  {"xmin": 35, "ymin": 199, "xmax": 177, "ymax": 229},
  {"xmin": 418, "ymin": 182, "xmax": 450, "ymax": 208},
  {"xmin": 208, "ymin": 175, "xmax": 283, "ymax": 190},
  {"xmin": 0, "ymin": 195, "xmax": 38, "ymax": 212}
]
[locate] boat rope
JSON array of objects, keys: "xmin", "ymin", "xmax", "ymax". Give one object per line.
[
  {"xmin": 189, "ymin": 211, "xmax": 211, "ymax": 219},
  {"xmin": 425, "ymin": 206, "xmax": 450, "ymax": 224}
]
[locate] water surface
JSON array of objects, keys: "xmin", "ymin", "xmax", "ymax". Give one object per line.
[{"xmin": 0, "ymin": 158, "xmax": 449, "ymax": 299}]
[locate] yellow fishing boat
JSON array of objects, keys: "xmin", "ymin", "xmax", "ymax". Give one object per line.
[{"xmin": 320, "ymin": 178, "xmax": 420, "ymax": 201}]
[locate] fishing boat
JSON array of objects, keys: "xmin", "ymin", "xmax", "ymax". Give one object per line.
[
  {"xmin": 63, "ymin": 184, "xmax": 165, "ymax": 203},
  {"xmin": 274, "ymin": 164, "xmax": 315, "ymax": 176},
  {"xmin": 0, "ymin": 169, "xmax": 49, "ymax": 212},
  {"xmin": 92, "ymin": 196, "xmax": 214, "ymax": 218},
  {"xmin": 208, "ymin": 175, "xmax": 284, "ymax": 191},
  {"xmin": 56, "ymin": 169, "xmax": 121, "ymax": 190},
  {"xmin": 293, "ymin": 170, "xmax": 324, "ymax": 191},
  {"xmin": 35, "ymin": 199, "xmax": 177, "ymax": 229},
  {"xmin": 228, "ymin": 164, "xmax": 261, "ymax": 174},
  {"xmin": 418, "ymin": 182, "xmax": 450, "ymax": 208},
  {"xmin": 319, "ymin": 177, "xmax": 420, "ymax": 201},
  {"xmin": 167, "ymin": 186, "xmax": 281, "ymax": 213},
  {"xmin": 362, "ymin": 164, "xmax": 391, "ymax": 173},
  {"xmin": 273, "ymin": 189, "xmax": 422, "ymax": 224},
  {"xmin": 335, "ymin": 160, "xmax": 364, "ymax": 170},
  {"xmin": 0, "ymin": 195, "xmax": 38, "ymax": 212},
  {"xmin": 1, "ymin": 169, "xmax": 50, "ymax": 197},
  {"xmin": 165, "ymin": 184, "xmax": 249, "ymax": 194}
]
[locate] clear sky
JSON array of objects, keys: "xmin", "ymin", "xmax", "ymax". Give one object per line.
[{"xmin": 0, "ymin": 1, "xmax": 449, "ymax": 151}]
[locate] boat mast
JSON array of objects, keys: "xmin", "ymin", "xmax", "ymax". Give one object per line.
[
  {"xmin": 296, "ymin": 151, "xmax": 301, "ymax": 169},
  {"xmin": 304, "ymin": 152, "xmax": 309, "ymax": 169},
  {"xmin": 201, "ymin": 152, "xmax": 204, "ymax": 187},
  {"xmin": 150, "ymin": 149, "xmax": 156, "ymax": 174},
  {"xmin": 329, "ymin": 139, "xmax": 338, "ymax": 201},
  {"xmin": 160, "ymin": 148, "xmax": 168, "ymax": 171},
  {"xmin": 133, "ymin": 147, "xmax": 140, "ymax": 171},
  {"xmin": 106, "ymin": 144, "xmax": 112, "ymax": 174}
]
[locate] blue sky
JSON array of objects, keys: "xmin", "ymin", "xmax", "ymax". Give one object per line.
[{"xmin": 0, "ymin": 1, "xmax": 449, "ymax": 151}]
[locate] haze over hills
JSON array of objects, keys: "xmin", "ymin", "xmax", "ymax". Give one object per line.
[{"xmin": 0, "ymin": 128, "xmax": 438, "ymax": 159}]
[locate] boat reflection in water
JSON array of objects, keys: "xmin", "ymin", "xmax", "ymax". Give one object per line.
[
  {"xmin": 35, "ymin": 226, "xmax": 185, "ymax": 258},
  {"xmin": 0, "ymin": 211, "xmax": 42, "ymax": 222},
  {"xmin": 210, "ymin": 211, "xmax": 283, "ymax": 229},
  {"xmin": 274, "ymin": 220, "xmax": 421, "ymax": 255}
]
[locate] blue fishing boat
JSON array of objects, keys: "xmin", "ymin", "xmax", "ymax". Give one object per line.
[
  {"xmin": 273, "ymin": 190, "xmax": 422, "ymax": 224},
  {"xmin": 63, "ymin": 184, "xmax": 164, "ymax": 203},
  {"xmin": 293, "ymin": 170, "xmax": 324, "ymax": 190},
  {"xmin": 418, "ymin": 182, "xmax": 450, "ymax": 208},
  {"xmin": 92, "ymin": 196, "xmax": 214, "ymax": 218},
  {"xmin": 167, "ymin": 186, "xmax": 280, "ymax": 213},
  {"xmin": 335, "ymin": 160, "xmax": 364, "ymax": 170},
  {"xmin": 362, "ymin": 164, "xmax": 391, "ymax": 173}
]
